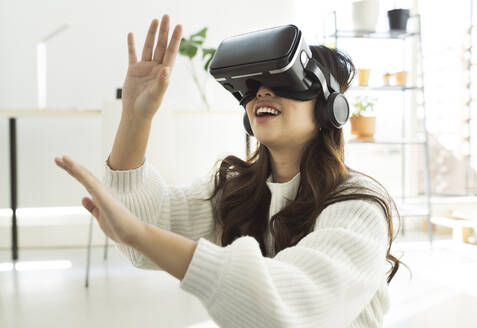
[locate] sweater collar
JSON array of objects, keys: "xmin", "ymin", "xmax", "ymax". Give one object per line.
[{"xmin": 265, "ymin": 171, "xmax": 301, "ymax": 198}]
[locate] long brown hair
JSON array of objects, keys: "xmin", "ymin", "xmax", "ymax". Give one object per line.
[{"xmin": 201, "ymin": 45, "xmax": 409, "ymax": 284}]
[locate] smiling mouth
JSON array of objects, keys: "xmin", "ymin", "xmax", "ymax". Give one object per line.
[
  {"xmin": 254, "ymin": 108, "xmax": 281, "ymax": 117},
  {"xmin": 256, "ymin": 114, "xmax": 280, "ymax": 119},
  {"xmin": 254, "ymin": 113, "xmax": 281, "ymax": 124}
]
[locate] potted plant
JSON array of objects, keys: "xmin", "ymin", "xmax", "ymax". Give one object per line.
[
  {"xmin": 349, "ymin": 96, "xmax": 377, "ymax": 140},
  {"xmin": 179, "ymin": 27, "xmax": 216, "ymax": 111}
]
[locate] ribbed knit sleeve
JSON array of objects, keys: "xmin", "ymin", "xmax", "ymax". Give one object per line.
[
  {"xmin": 179, "ymin": 198, "xmax": 389, "ymax": 328},
  {"xmin": 102, "ymin": 157, "xmax": 218, "ymax": 270}
]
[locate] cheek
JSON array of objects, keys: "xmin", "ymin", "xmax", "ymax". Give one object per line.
[
  {"xmin": 288, "ymin": 103, "xmax": 315, "ymax": 119},
  {"xmin": 302, "ymin": 102, "xmax": 316, "ymax": 123},
  {"xmin": 287, "ymin": 106, "xmax": 316, "ymax": 129}
]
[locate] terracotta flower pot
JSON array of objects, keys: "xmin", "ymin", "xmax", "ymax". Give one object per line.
[{"xmin": 350, "ymin": 115, "xmax": 376, "ymax": 140}]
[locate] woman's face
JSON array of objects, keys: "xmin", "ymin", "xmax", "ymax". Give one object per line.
[{"xmin": 245, "ymin": 85, "xmax": 318, "ymax": 149}]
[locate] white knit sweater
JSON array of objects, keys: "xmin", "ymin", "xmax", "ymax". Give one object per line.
[{"xmin": 103, "ymin": 158, "xmax": 391, "ymax": 328}]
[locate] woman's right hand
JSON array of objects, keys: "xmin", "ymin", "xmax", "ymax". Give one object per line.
[{"xmin": 121, "ymin": 15, "xmax": 183, "ymax": 121}]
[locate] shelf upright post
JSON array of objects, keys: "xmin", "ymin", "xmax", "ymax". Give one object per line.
[
  {"xmin": 416, "ymin": 14, "xmax": 433, "ymax": 247},
  {"xmin": 401, "ymin": 32, "xmax": 407, "ymax": 237},
  {"xmin": 333, "ymin": 10, "xmax": 338, "ymax": 48},
  {"xmin": 400, "ymin": 111, "xmax": 406, "ymax": 234}
]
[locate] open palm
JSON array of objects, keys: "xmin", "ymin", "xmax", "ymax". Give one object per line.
[
  {"xmin": 122, "ymin": 15, "xmax": 183, "ymax": 121},
  {"xmin": 54, "ymin": 155, "xmax": 145, "ymax": 246}
]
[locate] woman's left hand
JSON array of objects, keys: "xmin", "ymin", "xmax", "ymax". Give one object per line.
[{"xmin": 54, "ymin": 155, "xmax": 145, "ymax": 246}]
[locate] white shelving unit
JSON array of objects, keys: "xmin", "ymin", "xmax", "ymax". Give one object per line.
[{"xmin": 325, "ymin": 12, "xmax": 434, "ymax": 245}]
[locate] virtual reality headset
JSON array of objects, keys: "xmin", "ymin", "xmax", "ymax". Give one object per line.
[{"xmin": 208, "ymin": 24, "xmax": 349, "ymax": 131}]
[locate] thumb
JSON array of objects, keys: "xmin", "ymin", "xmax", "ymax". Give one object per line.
[{"xmin": 82, "ymin": 197, "xmax": 98, "ymax": 217}]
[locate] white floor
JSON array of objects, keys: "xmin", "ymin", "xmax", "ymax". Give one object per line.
[
  {"xmin": 1, "ymin": 231, "xmax": 476, "ymax": 328},
  {"xmin": 384, "ymin": 232, "xmax": 477, "ymax": 328}
]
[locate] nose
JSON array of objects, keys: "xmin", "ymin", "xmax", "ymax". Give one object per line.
[{"xmin": 256, "ymin": 85, "xmax": 275, "ymax": 98}]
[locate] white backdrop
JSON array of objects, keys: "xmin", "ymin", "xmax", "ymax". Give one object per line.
[
  {"xmin": 1, "ymin": 0, "xmax": 425, "ymax": 248},
  {"xmin": 0, "ymin": 0, "xmax": 356, "ymax": 247}
]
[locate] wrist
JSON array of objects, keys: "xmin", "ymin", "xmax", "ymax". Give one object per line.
[
  {"xmin": 127, "ymin": 221, "xmax": 149, "ymax": 249},
  {"xmin": 121, "ymin": 112, "xmax": 152, "ymax": 126}
]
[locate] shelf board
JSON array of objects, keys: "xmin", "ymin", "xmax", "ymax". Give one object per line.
[
  {"xmin": 0, "ymin": 109, "xmax": 101, "ymax": 118},
  {"xmin": 326, "ymin": 30, "xmax": 419, "ymax": 40},
  {"xmin": 347, "ymin": 138, "xmax": 426, "ymax": 145},
  {"xmin": 348, "ymin": 86, "xmax": 423, "ymax": 91}
]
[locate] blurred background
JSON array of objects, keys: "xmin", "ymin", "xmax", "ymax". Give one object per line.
[{"xmin": 1, "ymin": 0, "xmax": 477, "ymax": 327}]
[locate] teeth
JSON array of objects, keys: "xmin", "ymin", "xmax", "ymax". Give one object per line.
[{"xmin": 256, "ymin": 107, "xmax": 280, "ymax": 116}]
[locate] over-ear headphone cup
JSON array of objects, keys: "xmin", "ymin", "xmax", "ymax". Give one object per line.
[
  {"xmin": 327, "ymin": 93, "xmax": 349, "ymax": 129},
  {"xmin": 243, "ymin": 112, "xmax": 254, "ymax": 136}
]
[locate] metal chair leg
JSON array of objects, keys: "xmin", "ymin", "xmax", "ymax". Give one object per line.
[
  {"xmin": 85, "ymin": 214, "xmax": 94, "ymax": 288},
  {"xmin": 103, "ymin": 235, "xmax": 109, "ymax": 260}
]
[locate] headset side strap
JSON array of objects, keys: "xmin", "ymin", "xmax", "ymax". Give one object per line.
[{"xmin": 305, "ymin": 59, "xmax": 331, "ymax": 100}]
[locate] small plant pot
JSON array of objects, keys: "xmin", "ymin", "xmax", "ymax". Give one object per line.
[
  {"xmin": 350, "ymin": 115, "xmax": 376, "ymax": 140},
  {"xmin": 394, "ymin": 71, "xmax": 408, "ymax": 86},
  {"xmin": 352, "ymin": 0, "xmax": 380, "ymax": 32},
  {"xmin": 387, "ymin": 9, "xmax": 410, "ymax": 32},
  {"xmin": 358, "ymin": 68, "xmax": 371, "ymax": 86}
]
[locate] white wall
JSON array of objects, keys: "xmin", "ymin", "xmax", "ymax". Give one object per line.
[
  {"xmin": 0, "ymin": 0, "xmax": 426, "ymax": 250},
  {"xmin": 0, "ymin": 0, "xmax": 342, "ymax": 249},
  {"xmin": 0, "ymin": 0, "xmax": 311, "ymax": 207}
]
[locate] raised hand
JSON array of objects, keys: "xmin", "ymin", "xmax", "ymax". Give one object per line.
[{"xmin": 122, "ymin": 15, "xmax": 183, "ymax": 121}]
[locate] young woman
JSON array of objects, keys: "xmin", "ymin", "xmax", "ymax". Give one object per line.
[{"xmin": 55, "ymin": 14, "xmax": 407, "ymax": 328}]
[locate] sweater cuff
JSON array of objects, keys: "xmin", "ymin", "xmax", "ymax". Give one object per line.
[
  {"xmin": 103, "ymin": 156, "xmax": 147, "ymax": 193},
  {"xmin": 180, "ymin": 237, "xmax": 229, "ymax": 307}
]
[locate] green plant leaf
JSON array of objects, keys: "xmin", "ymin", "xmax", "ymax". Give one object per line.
[
  {"xmin": 201, "ymin": 48, "xmax": 215, "ymax": 59},
  {"xmin": 190, "ymin": 27, "xmax": 207, "ymax": 39},
  {"xmin": 204, "ymin": 56, "xmax": 213, "ymax": 71},
  {"xmin": 190, "ymin": 38, "xmax": 204, "ymax": 46},
  {"xmin": 189, "ymin": 27, "xmax": 207, "ymax": 46},
  {"xmin": 179, "ymin": 38, "xmax": 198, "ymax": 59},
  {"xmin": 201, "ymin": 48, "xmax": 215, "ymax": 71},
  {"xmin": 177, "ymin": 27, "xmax": 216, "ymax": 107}
]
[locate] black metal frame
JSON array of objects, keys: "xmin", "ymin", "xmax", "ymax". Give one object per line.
[{"xmin": 9, "ymin": 118, "xmax": 18, "ymax": 260}]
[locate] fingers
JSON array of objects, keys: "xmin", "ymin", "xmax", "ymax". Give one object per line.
[
  {"xmin": 127, "ymin": 32, "xmax": 137, "ymax": 65},
  {"xmin": 162, "ymin": 23, "xmax": 183, "ymax": 68},
  {"xmin": 141, "ymin": 19, "xmax": 159, "ymax": 62},
  {"xmin": 136, "ymin": 16, "xmax": 182, "ymax": 68},
  {"xmin": 153, "ymin": 14, "xmax": 170, "ymax": 64},
  {"xmin": 55, "ymin": 156, "xmax": 106, "ymax": 203}
]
